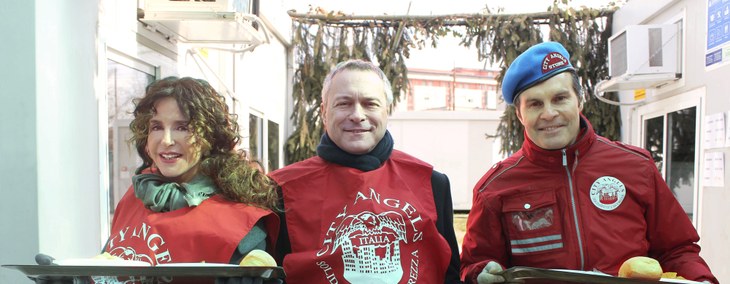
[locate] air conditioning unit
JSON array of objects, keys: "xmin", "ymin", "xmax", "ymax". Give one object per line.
[
  {"xmin": 139, "ymin": 0, "xmax": 268, "ymax": 50},
  {"xmin": 598, "ymin": 24, "xmax": 680, "ymax": 92},
  {"xmin": 144, "ymin": 0, "xmax": 253, "ymax": 14}
]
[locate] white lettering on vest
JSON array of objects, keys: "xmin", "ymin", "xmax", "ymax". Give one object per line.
[
  {"xmin": 317, "ymin": 261, "xmax": 339, "ymax": 284},
  {"xmin": 412, "ymin": 231, "xmax": 423, "ymax": 242},
  {"xmin": 408, "ymin": 250, "xmax": 419, "ymax": 284},
  {"xmin": 318, "ymin": 205, "xmax": 349, "ymax": 257},
  {"xmin": 349, "ymin": 187, "xmax": 426, "ymax": 242},
  {"xmin": 315, "ymin": 186, "xmax": 427, "ymax": 282},
  {"xmin": 409, "ymin": 214, "xmax": 423, "ymax": 231},
  {"xmin": 354, "ymin": 188, "xmax": 380, "ymax": 205},
  {"xmin": 336, "ymin": 205, "xmax": 348, "ymax": 218},
  {"xmin": 383, "ymin": 198, "xmax": 399, "ymax": 208},
  {"xmin": 131, "ymin": 223, "xmax": 151, "ymax": 239},
  {"xmin": 317, "ymin": 240, "xmax": 332, "ymax": 257},
  {"xmin": 371, "ymin": 195, "xmax": 423, "ymax": 232},
  {"xmin": 117, "ymin": 227, "xmax": 130, "ymax": 242},
  {"xmin": 401, "ymin": 202, "xmax": 417, "ymax": 215},
  {"xmin": 109, "ymin": 222, "xmax": 172, "ymax": 265},
  {"xmin": 147, "ymin": 233, "xmax": 164, "ymax": 251},
  {"xmin": 359, "ymin": 234, "xmax": 391, "ymax": 245},
  {"xmin": 156, "ymin": 250, "xmax": 172, "ymax": 264}
]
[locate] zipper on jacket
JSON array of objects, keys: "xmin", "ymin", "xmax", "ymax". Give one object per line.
[{"xmin": 563, "ymin": 149, "xmax": 585, "ymax": 270}]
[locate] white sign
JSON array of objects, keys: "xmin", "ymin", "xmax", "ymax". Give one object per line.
[
  {"xmin": 727, "ymin": 110, "xmax": 730, "ymax": 146},
  {"xmin": 703, "ymin": 151, "xmax": 725, "ymax": 187},
  {"xmin": 704, "ymin": 112, "xmax": 726, "ymax": 149}
]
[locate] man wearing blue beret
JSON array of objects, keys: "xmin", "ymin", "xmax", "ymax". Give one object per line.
[{"xmin": 459, "ymin": 42, "xmax": 717, "ymax": 284}]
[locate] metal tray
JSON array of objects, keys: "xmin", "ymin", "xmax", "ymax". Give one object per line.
[
  {"xmin": 500, "ymin": 266, "xmax": 701, "ymax": 284},
  {"xmin": 2, "ymin": 264, "xmax": 284, "ymax": 279}
]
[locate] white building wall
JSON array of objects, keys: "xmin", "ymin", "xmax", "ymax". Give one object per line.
[
  {"xmin": 613, "ymin": 0, "xmax": 730, "ymax": 281},
  {"xmin": 1, "ymin": 1, "xmax": 41, "ymax": 283},
  {"xmin": 236, "ymin": 36, "xmax": 289, "ymax": 154},
  {"xmin": 389, "ymin": 111, "xmax": 503, "ymax": 210},
  {"xmin": 1, "ymin": 1, "xmax": 104, "ymax": 283},
  {"xmin": 36, "ymin": 0, "xmax": 104, "ymax": 259}
]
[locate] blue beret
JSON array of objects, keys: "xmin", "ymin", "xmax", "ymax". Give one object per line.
[{"xmin": 502, "ymin": 42, "xmax": 574, "ymax": 105}]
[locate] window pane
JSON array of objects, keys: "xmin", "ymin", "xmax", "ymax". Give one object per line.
[
  {"xmin": 249, "ymin": 114, "xmax": 263, "ymax": 160},
  {"xmin": 268, "ymin": 120, "xmax": 279, "ymax": 170},
  {"xmin": 108, "ymin": 60, "xmax": 149, "ymax": 121},
  {"xmin": 107, "ymin": 59, "xmax": 154, "ymax": 218},
  {"xmin": 666, "ymin": 107, "xmax": 696, "ymax": 218},
  {"xmin": 643, "ymin": 116, "xmax": 665, "ymax": 174}
]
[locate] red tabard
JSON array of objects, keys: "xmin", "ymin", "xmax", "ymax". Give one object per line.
[
  {"xmin": 270, "ymin": 150, "xmax": 451, "ymax": 284},
  {"xmin": 101, "ymin": 186, "xmax": 277, "ymax": 283}
]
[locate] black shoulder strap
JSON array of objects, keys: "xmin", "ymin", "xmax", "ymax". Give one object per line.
[{"xmin": 431, "ymin": 170, "xmax": 463, "ymax": 284}]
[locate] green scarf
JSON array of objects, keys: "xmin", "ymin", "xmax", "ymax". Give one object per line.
[{"xmin": 133, "ymin": 173, "xmax": 217, "ymax": 212}]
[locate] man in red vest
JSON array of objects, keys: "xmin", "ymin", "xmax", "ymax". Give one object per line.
[{"xmin": 269, "ymin": 59, "xmax": 462, "ymax": 283}]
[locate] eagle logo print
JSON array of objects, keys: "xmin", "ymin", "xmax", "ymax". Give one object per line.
[{"xmin": 333, "ymin": 211, "xmax": 407, "ymax": 283}]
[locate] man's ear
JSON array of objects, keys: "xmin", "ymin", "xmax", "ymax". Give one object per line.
[
  {"xmin": 515, "ymin": 105, "xmax": 524, "ymax": 125},
  {"xmin": 578, "ymin": 98, "xmax": 584, "ymax": 112},
  {"xmin": 320, "ymin": 102, "xmax": 327, "ymax": 125}
]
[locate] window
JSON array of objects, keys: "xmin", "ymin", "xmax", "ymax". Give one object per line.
[
  {"xmin": 454, "ymin": 88, "xmax": 482, "ymax": 109},
  {"xmin": 106, "ymin": 56, "xmax": 155, "ymax": 220},
  {"xmin": 249, "ymin": 113, "xmax": 264, "ymax": 160},
  {"xmin": 486, "ymin": 90, "xmax": 497, "ymax": 110},
  {"xmin": 268, "ymin": 120, "xmax": 280, "ymax": 170},
  {"xmin": 412, "ymin": 85, "xmax": 447, "ymax": 110},
  {"xmin": 248, "ymin": 113, "xmax": 280, "ymax": 172}
]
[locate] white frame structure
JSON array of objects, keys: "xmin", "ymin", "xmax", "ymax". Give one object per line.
[{"xmin": 633, "ymin": 87, "xmax": 705, "ymax": 231}]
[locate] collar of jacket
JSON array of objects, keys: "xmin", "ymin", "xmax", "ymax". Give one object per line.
[{"xmin": 521, "ymin": 114, "xmax": 596, "ymax": 168}]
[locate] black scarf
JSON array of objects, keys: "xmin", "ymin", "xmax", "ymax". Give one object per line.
[{"xmin": 316, "ymin": 131, "xmax": 394, "ymax": 172}]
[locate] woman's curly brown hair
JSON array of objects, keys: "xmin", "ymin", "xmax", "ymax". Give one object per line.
[{"xmin": 128, "ymin": 76, "xmax": 279, "ymax": 210}]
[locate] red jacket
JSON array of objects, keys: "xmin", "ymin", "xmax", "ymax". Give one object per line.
[{"xmin": 460, "ymin": 116, "xmax": 717, "ymax": 284}]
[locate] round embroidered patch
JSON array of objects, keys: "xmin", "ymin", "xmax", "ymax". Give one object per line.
[
  {"xmin": 541, "ymin": 52, "xmax": 568, "ymax": 74},
  {"xmin": 589, "ymin": 176, "xmax": 626, "ymax": 211}
]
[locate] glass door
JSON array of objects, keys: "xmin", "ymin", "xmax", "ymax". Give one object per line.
[
  {"xmin": 248, "ymin": 112, "xmax": 281, "ymax": 172},
  {"xmin": 637, "ymin": 89, "xmax": 703, "ymax": 226},
  {"xmin": 107, "ymin": 53, "xmax": 156, "ymax": 222}
]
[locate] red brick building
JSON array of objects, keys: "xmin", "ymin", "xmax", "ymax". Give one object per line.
[{"xmin": 396, "ymin": 67, "xmax": 501, "ymax": 112}]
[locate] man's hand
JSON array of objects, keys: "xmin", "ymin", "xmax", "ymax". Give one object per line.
[{"xmin": 476, "ymin": 261, "xmax": 506, "ymax": 284}]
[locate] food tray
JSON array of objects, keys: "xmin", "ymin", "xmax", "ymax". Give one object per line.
[
  {"xmin": 500, "ymin": 266, "xmax": 701, "ymax": 284},
  {"xmin": 2, "ymin": 264, "xmax": 284, "ymax": 281}
]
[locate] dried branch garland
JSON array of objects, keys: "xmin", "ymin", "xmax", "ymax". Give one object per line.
[{"xmin": 285, "ymin": 3, "xmax": 621, "ymax": 163}]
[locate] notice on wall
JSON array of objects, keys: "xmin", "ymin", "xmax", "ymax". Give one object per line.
[
  {"xmin": 727, "ymin": 110, "xmax": 730, "ymax": 146},
  {"xmin": 706, "ymin": 0, "xmax": 730, "ymax": 69},
  {"xmin": 703, "ymin": 112, "xmax": 726, "ymax": 149},
  {"xmin": 703, "ymin": 151, "xmax": 725, "ymax": 187}
]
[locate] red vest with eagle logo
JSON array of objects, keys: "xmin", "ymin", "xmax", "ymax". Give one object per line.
[
  {"xmin": 102, "ymin": 185, "xmax": 277, "ymax": 283},
  {"xmin": 270, "ymin": 150, "xmax": 450, "ymax": 284}
]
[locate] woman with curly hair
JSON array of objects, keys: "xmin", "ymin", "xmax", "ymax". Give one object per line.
[{"xmin": 102, "ymin": 77, "xmax": 280, "ymax": 281}]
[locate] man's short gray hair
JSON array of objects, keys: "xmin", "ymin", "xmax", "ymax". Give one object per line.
[{"xmin": 321, "ymin": 59, "xmax": 394, "ymax": 106}]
